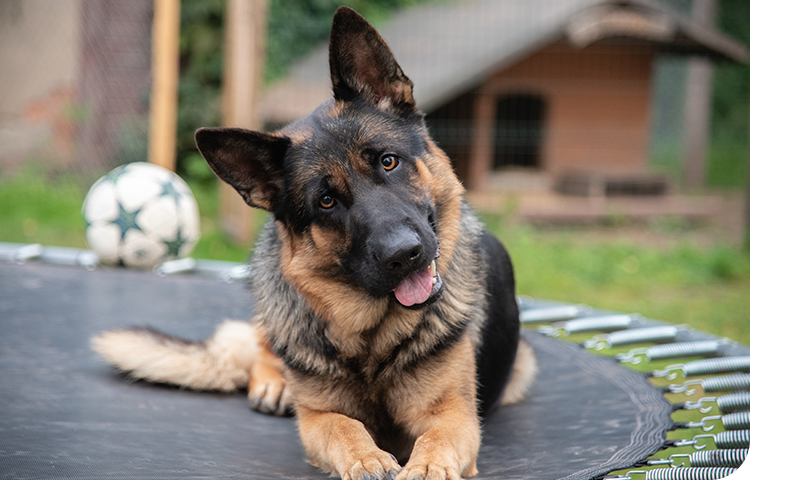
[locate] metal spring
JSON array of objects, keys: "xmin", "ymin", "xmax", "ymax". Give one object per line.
[
  {"xmin": 686, "ymin": 412, "xmax": 750, "ymax": 432},
  {"xmin": 693, "ymin": 430, "xmax": 750, "ymax": 449},
  {"xmin": 683, "ymin": 392, "xmax": 750, "ymax": 414},
  {"xmin": 519, "ymin": 304, "xmax": 591, "ymax": 324},
  {"xmin": 516, "ymin": 296, "xmax": 534, "ymax": 310},
  {"xmin": 537, "ymin": 313, "xmax": 636, "ymax": 336},
  {"xmin": 717, "ymin": 412, "xmax": 751, "ymax": 431},
  {"xmin": 625, "ymin": 467, "xmax": 737, "ymax": 480},
  {"xmin": 672, "ymin": 449, "xmax": 749, "ymax": 468},
  {"xmin": 717, "ymin": 392, "xmax": 751, "ymax": 414},
  {"xmin": 585, "ymin": 325, "xmax": 683, "ymax": 350},
  {"xmin": 652, "ymin": 355, "xmax": 750, "ymax": 380},
  {"xmin": 618, "ymin": 340, "xmax": 722, "ymax": 364},
  {"xmin": 668, "ymin": 373, "xmax": 750, "ymax": 396}
]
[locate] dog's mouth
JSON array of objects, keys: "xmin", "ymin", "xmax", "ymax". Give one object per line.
[{"xmin": 392, "ymin": 249, "xmax": 443, "ymax": 310}]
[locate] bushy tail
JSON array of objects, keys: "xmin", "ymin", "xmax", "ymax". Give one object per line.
[
  {"xmin": 500, "ymin": 338, "xmax": 538, "ymax": 405},
  {"xmin": 91, "ymin": 320, "xmax": 258, "ymax": 391}
]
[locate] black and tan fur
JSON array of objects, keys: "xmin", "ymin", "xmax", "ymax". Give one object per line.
[{"xmin": 92, "ymin": 7, "xmax": 536, "ymax": 480}]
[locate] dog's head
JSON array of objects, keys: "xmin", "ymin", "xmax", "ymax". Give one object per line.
[{"xmin": 196, "ymin": 7, "xmax": 463, "ymax": 317}]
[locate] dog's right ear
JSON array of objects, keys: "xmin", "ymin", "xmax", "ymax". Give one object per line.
[
  {"xmin": 194, "ymin": 127, "xmax": 290, "ymax": 212},
  {"xmin": 329, "ymin": 6, "xmax": 415, "ymax": 114}
]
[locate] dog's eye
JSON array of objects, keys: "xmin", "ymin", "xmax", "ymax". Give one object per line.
[
  {"xmin": 318, "ymin": 195, "xmax": 335, "ymax": 209},
  {"xmin": 381, "ymin": 154, "xmax": 400, "ymax": 171}
]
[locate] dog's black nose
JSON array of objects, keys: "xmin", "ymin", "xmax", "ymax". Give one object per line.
[
  {"xmin": 386, "ymin": 244, "xmax": 422, "ymax": 272},
  {"xmin": 378, "ymin": 230, "xmax": 423, "ymax": 275}
]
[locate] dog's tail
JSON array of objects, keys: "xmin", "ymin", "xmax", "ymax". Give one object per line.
[
  {"xmin": 91, "ymin": 320, "xmax": 258, "ymax": 391},
  {"xmin": 500, "ymin": 337, "xmax": 538, "ymax": 405}
]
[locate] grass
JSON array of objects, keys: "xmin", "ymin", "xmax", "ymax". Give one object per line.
[
  {"xmin": 649, "ymin": 138, "xmax": 749, "ymax": 191},
  {"xmin": 0, "ymin": 166, "xmax": 749, "ymax": 345},
  {"xmin": 0, "ymin": 166, "xmax": 88, "ymax": 249},
  {"xmin": 0, "ymin": 164, "xmax": 262, "ymax": 263},
  {"xmin": 480, "ymin": 214, "xmax": 749, "ymax": 345}
]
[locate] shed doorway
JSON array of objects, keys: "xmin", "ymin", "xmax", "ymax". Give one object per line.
[{"xmin": 493, "ymin": 94, "xmax": 546, "ymax": 169}]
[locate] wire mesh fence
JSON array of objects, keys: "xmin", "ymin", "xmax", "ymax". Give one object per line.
[{"xmin": 1, "ymin": 0, "xmax": 153, "ymax": 181}]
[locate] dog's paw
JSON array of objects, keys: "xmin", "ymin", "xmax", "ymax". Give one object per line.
[
  {"xmin": 247, "ymin": 378, "xmax": 293, "ymax": 416},
  {"xmin": 394, "ymin": 431, "xmax": 467, "ymax": 480},
  {"xmin": 395, "ymin": 463, "xmax": 461, "ymax": 480},
  {"xmin": 342, "ymin": 450, "xmax": 401, "ymax": 480}
]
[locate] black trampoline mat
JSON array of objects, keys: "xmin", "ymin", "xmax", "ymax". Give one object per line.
[{"xmin": 0, "ymin": 263, "xmax": 672, "ymax": 479}]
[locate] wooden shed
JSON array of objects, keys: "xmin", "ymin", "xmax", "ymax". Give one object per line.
[{"xmin": 257, "ymin": 0, "xmax": 746, "ymax": 193}]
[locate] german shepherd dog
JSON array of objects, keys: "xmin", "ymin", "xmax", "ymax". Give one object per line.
[{"xmin": 93, "ymin": 6, "xmax": 536, "ymax": 480}]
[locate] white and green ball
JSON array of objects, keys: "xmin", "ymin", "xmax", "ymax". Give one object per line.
[{"xmin": 82, "ymin": 162, "xmax": 200, "ymax": 268}]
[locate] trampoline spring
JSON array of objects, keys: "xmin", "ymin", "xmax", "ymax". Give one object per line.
[
  {"xmin": 220, "ymin": 264, "xmax": 252, "ymax": 283},
  {"xmin": 618, "ymin": 340, "xmax": 723, "ymax": 365},
  {"xmin": 536, "ymin": 312, "xmax": 635, "ymax": 336},
  {"xmin": 670, "ymin": 449, "xmax": 749, "ymax": 468},
  {"xmin": 720, "ymin": 412, "xmax": 751, "ymax": 430},
  {"xmin": 652, "ymin": 355, "xmax": 750, "ymax": 380},
  {"xmin": 9, "ymin": 243, "xmax": 44, "ymax": 264},
  {"xmin": 584, "ymin": 324, "xmax": 684, "ymax": 350},
  {"xmin": 516, "ymin": 295, "xmax": 534, "ymax": 310},
  {"xmin": 688, "ymin": 412, "xmax": 751, "ymax": 432},
  {"xmin": 668, "ymin": 373, "xmax": 750, "ymax": 396},
  {"xmin": 519, "ymin": 304, "xmax": 591, "ymax": 324},
  {"xmin": 716, "ymin": 392, "xmax": 751, "ymax": 414},
  {"xmin": 690, "ymin": 430, "xmax": 750, "ymax": 450},
  {"xmin": 625, "ymin": 467, "xmax": 737, "ymax": 479},
  {"xmin": 155, "ymin": 257, "xmax": 198, "ymax": 277},
  {"xmin": 683, "ymin": 392, "xmax": 750, "ymax": 414}
]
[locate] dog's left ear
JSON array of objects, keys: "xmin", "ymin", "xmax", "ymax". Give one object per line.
[
  {"xmin": 329, "ymin": 6, "xmax": 416, "ymax": 114},
  {"xmin": 194, "ymin": 127, "xmax": 290, "ymax": 212}
]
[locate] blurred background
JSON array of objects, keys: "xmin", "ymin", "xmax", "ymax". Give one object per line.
[{"xmin": 0, "ymin": 0, "xmax": 749, "ymax": 343}]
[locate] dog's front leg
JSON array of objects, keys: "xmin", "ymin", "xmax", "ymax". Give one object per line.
[
  {"xmin": 296, "ymin": 405, "xmax": 402, "ymax": 480},
  {"xmin": 247, "ymin": 339, "xmax": 292, "ymax": 415},
  {"xmin": 395, "ymin": 392, "xmax": 481, "ymax": 480},
  {"xmin": 394, "ymin": 337, "xmax": 481, "ymax": 480}
]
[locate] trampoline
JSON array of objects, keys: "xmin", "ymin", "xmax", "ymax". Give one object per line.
[{"xmin": 0, "ymin": 245, "xmax": 749, "ymax": 479}]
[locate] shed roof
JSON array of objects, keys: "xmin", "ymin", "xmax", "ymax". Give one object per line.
[{"xmin": 259, "ymin": 0, "xmax": 747, "ymax": 124}]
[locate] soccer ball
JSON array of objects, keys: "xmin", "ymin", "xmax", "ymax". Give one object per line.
[{"xmin": 82, "ymin": 162, "xmax": 201, "ymax": 268}]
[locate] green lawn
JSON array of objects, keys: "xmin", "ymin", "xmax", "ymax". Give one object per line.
[
  {"xmin": 482, "ymin": 215, "xmax": 749, "ymax": 344},
  {"xmin": 0, "ymin": 166, "xmax": 749, "ymax": 345}
]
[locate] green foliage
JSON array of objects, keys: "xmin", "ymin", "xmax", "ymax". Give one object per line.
[
  {"xmin": 177, "ymin": 0, "xmax": 225, "ymax": 175},
  {"xmin": 708, "ymin": 0, "xmax": 749, "ymax": 188},
  {"xmin": 266, "ymin": 0, "xmax": 433, "ymax": 81},
  {"xmin": 650, "ymin": 0, "xmax": 749, "ymax": 189},
  {"xmin": 711, "ymin": 0, "xmax": 749, "ymax": 142},
  {"xmin": 181, "ymin": 151, "xmax": 218, "ymax": 187},
  {"xmin": 707, "ymin": 142, "xmax": 749, "ymax": 187}
]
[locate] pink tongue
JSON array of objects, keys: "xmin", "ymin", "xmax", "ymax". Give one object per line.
[{"xmin": 393, "ymin": 266, "xmax": 433, "ymax": 307}]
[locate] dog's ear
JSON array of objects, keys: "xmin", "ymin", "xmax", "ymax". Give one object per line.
[
  {"xmin": 194, "ymin": 127, "xmax": 290, "ymax": 212},
  {"xmin": 329, "ymin": 6, "xmax": 416, "ymax": 114}
]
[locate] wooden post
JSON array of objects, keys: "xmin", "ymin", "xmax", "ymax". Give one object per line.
[
  {"xmin": 148, "ymin": 0, "xmax": 181, "ymax": 171},
  {"xmin": 219, "ymin": 0, "xmax": 267, "ymax": 245},
  {"xmin": 467, "ymin": 91, "xmax": 496, "ymax": 192},
  {"xmin": 682, "ymin": 0, "xmax": 717, "ymax": 189}
]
